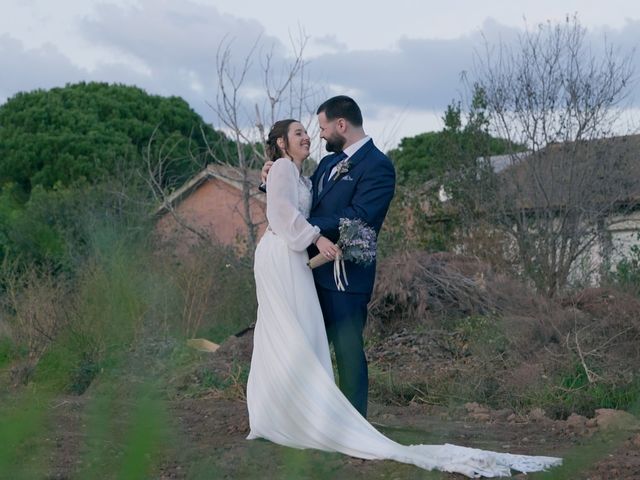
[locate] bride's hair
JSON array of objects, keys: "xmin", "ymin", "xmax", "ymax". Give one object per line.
[{"xmin": 266, "ymin": 119, "xmax": 298, "ymax": 162}]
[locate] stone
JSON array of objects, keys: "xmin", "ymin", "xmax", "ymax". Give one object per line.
[
  {"xmin": 470, "ymin": 412, "xmax": 491, "ymax": 423},
  {"xmin": 585, "ymin": 418, "xmax": 598, "ymax": 428},
  {"xmin": 464, "ymin": 402, "xmax": 489, "ymax": 414},
  {"xmin": 566, "ymin": 413, "xmax": 588, "ymax": 430}
]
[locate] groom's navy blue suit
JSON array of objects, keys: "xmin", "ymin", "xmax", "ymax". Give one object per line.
[{"xmin": 307, "ymin": 139, "xmax": 395, "ymax": 417}]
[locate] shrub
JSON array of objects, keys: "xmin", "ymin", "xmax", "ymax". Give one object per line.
[
  {"xmin": 153, "ymin": 239, "xmax": 256, "ymax": 342},
  {"xmin": 609, "ymin": 235, "xmax": 640, "ymax": 295}
]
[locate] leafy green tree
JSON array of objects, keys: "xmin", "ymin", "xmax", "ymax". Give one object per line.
[
  {"xmin": 0, "ymin": 178, "xmax": 151, "ymax": 271},
  {"xmin": 0, "ymin": 82, "xmax": 231, "ymax": 194},
  {"xmin": 388, "ymin": 86, "xmax": 514, "ymax": 186},
  {"xmin": 380, "ymin": 87, "xmax": 524, "ymax": 257}
]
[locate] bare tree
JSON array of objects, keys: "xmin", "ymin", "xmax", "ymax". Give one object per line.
[
  {"xmin": 471, "ymin": 15, "xmax": 637, "ymax": 296},
  {"xmin": 143, "ymin": 32, "xmax": 319, "ymax": 255},
  {"xmin": 204, "ymin": 30, "xmax": 321, "ymax": 254}
]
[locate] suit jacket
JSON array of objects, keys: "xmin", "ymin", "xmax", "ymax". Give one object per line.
[{"xmin": 307, "ymin": 139, "xmax": 396, "ymax": 294}]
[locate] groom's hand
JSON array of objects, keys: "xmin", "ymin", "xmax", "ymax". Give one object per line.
[{"xmin": 261, "ymin": 161, "xmax": 274, "ymax": 184}]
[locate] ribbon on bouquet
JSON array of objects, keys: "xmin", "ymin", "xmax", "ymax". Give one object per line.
[
  {"xmin": 333, "ymin": 255, "xmax": 349, "ymax": 291},
  {"xmin": 307, "ymin": 252, "xmax": 349, "ymax": 291}
]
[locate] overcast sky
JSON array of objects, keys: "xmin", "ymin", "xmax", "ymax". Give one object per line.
[{"xmin": 2, "ymin": 0, "xmax": 639, "ymax": 148}]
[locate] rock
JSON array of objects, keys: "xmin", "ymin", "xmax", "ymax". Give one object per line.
[
  {"xmin": 566, "ymin": 413, "xmax": 588, "ymax": 430},
  {"xmin": 585, "ymin": 418, "xmax": 598, "ymax": 428},
  {"xmin": 464, "ymin": 402, "xmax": 489, "ymax": 414},
  {"xmin": 470, "ymin": 412, "xmax": 491, "ymax": 423},
  {"xmin": 465, "ymin": 402, "xmax": 491, "ymax": 422}
]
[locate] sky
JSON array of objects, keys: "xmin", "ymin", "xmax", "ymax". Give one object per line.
[{"xmin": 1, "ymin": 0, "xmax": 640, "ymax": 149}]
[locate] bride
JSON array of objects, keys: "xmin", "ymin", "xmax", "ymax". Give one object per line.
[{"xmin": 246, "ymin": 119, "xmax": 562, "ymax": 478}]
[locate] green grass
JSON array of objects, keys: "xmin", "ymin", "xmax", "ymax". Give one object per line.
[
  {"xmin": 76, "ymin": 380, "xmax": 169, "ymax": 479},
  {"xmin": 529, "ymin": 364, "xmax": 640, "ymax": 419},
  {"xmin": 0, "ymin": 389, "xmax": 52, "ymax": 479},
  {"xmin": 0, "ymin": 337, "xmax": 20, "ymax": 370},
  {"xmin": 119, "ymin": 387, "xmax": 168, "ymax": 479}
]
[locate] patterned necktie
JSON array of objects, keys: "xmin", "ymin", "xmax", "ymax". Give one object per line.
[{"xmin": 322, "ymin": 152, "xmax": 347, "ymax": 189}]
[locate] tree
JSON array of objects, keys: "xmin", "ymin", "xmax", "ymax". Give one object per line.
[
  {"xmin": 145, "ymin": 34, "xmax": 319, "ymax": 255},
  {"xmin": 472, "ymin": 15, "xmax": 636, "ymax": 296},
  {"xmin": 382, "ymin": 88, "xmax": 517, "ymax": 256},
  {"xmin": 205, "ymin": 32, "xmax": 319, "ymax": 254},
  {"xmin": 388, "ymin": 91, "xmax": 513, "ymax": 186},
  {"xmin": 0, "ymin": 82, "xmax": 229, "ymax": 194}
]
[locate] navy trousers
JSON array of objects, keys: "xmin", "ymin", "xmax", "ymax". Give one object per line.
[{"xmin": 316, "ymin": 287, "xmax": 370, "ymax": 418}]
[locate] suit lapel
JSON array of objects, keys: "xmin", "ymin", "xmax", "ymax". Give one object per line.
[
  {"xmin": 312, "ymin": 139, "xmax": 374, "ymax": 209},
  {"xmin": 313, "ymin": 155, "xmax": 337, "ymax": 203}
]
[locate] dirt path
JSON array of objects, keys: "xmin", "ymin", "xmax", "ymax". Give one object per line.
[
  {"xmin": 157, "ymin": 396, "xmax": 640, "ymax": 479},
  {"xmin": 4, "ymin": 328, "xmax": 639, "ymax": 479},
  {"xmin": 3, "ymin": 375, "xmax": 638, "ymax": 479}
]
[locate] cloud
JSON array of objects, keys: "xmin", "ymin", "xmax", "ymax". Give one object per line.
[
  {"xmin": 0, "ymin": 34, "xmax": 86, "ymax": 102},
  {"xmin": 76, "ymin": 0, "xmax": 303, "ymax": 124},
  {"xmin": 307, "ymin": 20, "xmax": 519, "ymax": 114},
  {"xmin": 306, "ymin": 17, "xmax": 640, "ymax": 120},
  {"xmin": 81, "ymin": 0, "xmax": 269, "ymax": 73},
  {"xmin": 1, "ymin": 3, "xmax": 638, "ymax": 144},
  {"xmin": 312, "ymin": 34, "xmax": 348, "ymax": 52}
]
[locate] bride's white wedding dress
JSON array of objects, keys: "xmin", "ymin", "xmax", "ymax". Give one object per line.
[{"xmin": 246, "ymin": 158, "xmax": 562, "ymax": 478}]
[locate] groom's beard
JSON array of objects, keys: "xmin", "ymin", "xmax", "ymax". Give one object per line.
[{"xmin": 324, "ymin": 133, "xmax": 346, "ymax": 153}]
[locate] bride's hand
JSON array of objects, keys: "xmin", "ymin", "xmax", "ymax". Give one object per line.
[
  {"xmin": 261, "ymin": 161, "xmax": 274, "ymax": 184},
  {"xmin": 315, "ymin": 236, "xmax": 340, "ymax": 260}
]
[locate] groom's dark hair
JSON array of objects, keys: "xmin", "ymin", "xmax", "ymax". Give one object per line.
[{"xmin": 316, "ymin": 95, "xmax": 363, "ymax": 127}]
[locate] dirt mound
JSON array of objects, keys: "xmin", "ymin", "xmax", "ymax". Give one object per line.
[
  {"xmin": 564, "ymin": 287, "xmax": 640, "ymax": 319},
  {"xmin": 558, "ymin": 287, "xmax": 640, "ymax": 381},
  {"xmin": 215, "ymin": 329, "xmax": 254, "ymax": 364},
  {"xmin": 171, "ymin": 329, "xmax": 254, "ymax": 400},
  {"xmin": 201, "ymin": 328, "xmax": 253, "ymax": 379},
  {"xmin": 367, "ymin": 252, "xmax": 640, "ymax": 418}
]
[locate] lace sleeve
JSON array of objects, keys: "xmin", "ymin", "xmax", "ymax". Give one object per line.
[{"xmin": 266, "ymin": 159, "xmax": 320, "ymax": 251}]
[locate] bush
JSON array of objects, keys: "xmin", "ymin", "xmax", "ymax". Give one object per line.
[
  {"xmin": 153, "ymin": 240, "xmax": 256, "ymax": 342},
  {"xmin": 609, "ymin": 235, "xmax": 640, "ymax": 295},
  {"xmin": 0, "ymin": 261, "xmax": 70, "ymax": 359}
]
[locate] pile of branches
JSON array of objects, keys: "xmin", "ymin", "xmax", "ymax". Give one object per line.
[{"xmin": 369, "ymin": 252, "xmax": 500, "ymax": 332}]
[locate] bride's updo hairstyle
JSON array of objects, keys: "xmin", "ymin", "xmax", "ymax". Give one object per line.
[{"xmin": 266, "ymin": 119, "xmax": 297, "ymax": 162}]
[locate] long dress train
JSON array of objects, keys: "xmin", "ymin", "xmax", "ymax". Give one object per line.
[{"xmin": 246, "ymin": 158, "xmax": 562, "ymax": 478}]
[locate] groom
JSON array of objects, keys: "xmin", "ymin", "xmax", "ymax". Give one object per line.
[{"xmin": 263, "ymin": 96, "xmax": 395, "ymax": 417}]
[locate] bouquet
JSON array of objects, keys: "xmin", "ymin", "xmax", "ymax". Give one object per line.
[{"xmin": 307, "ymin": 218, "xmax": 377, "ymax": 291}]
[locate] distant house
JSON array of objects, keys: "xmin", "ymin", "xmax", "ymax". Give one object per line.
[
  {"xmin": 497, "ymin": 135, "xmax": 640, "ymax": 282},
  {"xmin": 155, "ymin": 164, "xmax": 266, "ymax": 254},
  {"xmin": 432, "ymin": 135, "xmax": 640, "ymax": 285}
]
